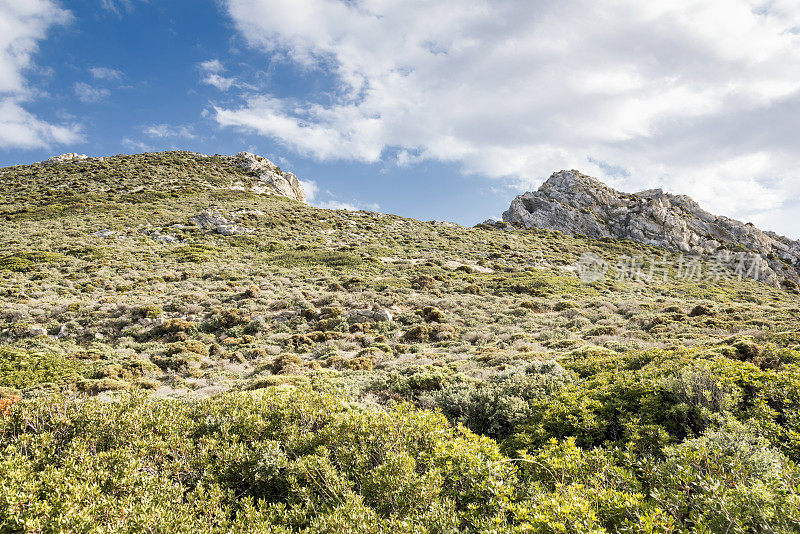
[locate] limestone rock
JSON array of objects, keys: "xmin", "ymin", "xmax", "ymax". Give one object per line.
[
  {"xmin": 190, "ymin": 210, "xmax": 252, "ymax": 236},
  {"xmin": 502, "ymin": 170, "xmax": 800, "ymax": 286},
  {"xmin": 44, "ymin": 153, "xmax": 88, "ymax": 164},
  {"xmin": 235, "ymin": 152, "xmax": 306, "ymax": 203}
]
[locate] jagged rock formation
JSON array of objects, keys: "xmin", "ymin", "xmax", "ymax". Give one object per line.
[
  {"xmin": 502, "ymin": 170, "xmax": 800, "ymax": 286},
  {"xmin": 235, "ymin": 152, "xmax": 306, "ymax": 203}
]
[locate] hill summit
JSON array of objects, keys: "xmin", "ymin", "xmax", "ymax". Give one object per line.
[
  {"xmin": 32, "ymin": 150, "xmax": 307, "ymax": 204},
  {"xmin": 502, "ymin": 170, "xmax": 800, "ymax": 286}
]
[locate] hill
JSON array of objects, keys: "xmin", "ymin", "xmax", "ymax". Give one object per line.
[{"xmin": 1, "ymin": 152, "xmax": 800, "ymax": 532}]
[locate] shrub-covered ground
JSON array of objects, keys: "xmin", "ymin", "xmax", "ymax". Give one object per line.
[{"xmin": 1, "ymin": 152, "xmax": 799, "ymax": 532}]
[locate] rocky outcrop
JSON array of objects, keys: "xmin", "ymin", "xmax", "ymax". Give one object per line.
[
  {"xmin": 502, "ymin": 170, "xmax": 800, "ymax": 286},
  {"xmin": 190, "ymin": 209, "xmax": 255, "ymax": 236},
  {"xmin": 235, "ymin": 152, "xmax": 306, "ymax": 203},
  {"xmin": 44, "ymin": 153, "xmax": 88, "ymax": 164}
]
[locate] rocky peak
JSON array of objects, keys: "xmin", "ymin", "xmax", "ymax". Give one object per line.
[
  {"xmin": 235, "ymin": 152, "xmax": 306, "ymax": 203},
  {"xmin": 502, "ymin": 170, "xmax": 800, "ymax": 286},
  {"xmin": 541, "ymin": 169, "xmax": 607, "ymax": 193}
]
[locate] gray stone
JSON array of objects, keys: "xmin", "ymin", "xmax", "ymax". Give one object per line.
[
  {"xmin": 44, "ymin": 153, "xmax": 88, "ymax": 164},
  {"xmin": 373, "ymin": 309, "xmax": 393, "ymax": 322},
  {"xmin": 502, "ymin": 170, "xmax": 800, "ymax": 286},
  {"xmin": 190, "ymin": 210, "xmax": 252, "ymax": 236}
]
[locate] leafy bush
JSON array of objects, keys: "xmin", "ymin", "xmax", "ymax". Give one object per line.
[
  {"xmin": 0, "ymin": 251, "xmax": 66, "ymax": 272},
  {"xmin": 651, "ymin": 418, "xmax": 800, "ymax": 532},
  {"xmin": 166, "ymin": 243, "xmax": 218, "ymax": 263},
  {"xmin": 268, "ymin": 250, "xmax": 363, "ymax": 269},
  {"xmin": 0, "ymin": 389, "xmax": 516, "ymax": 532},
  {"xmin": 0, "ymin": 346, "xmax": 82, "ymax": 389}
]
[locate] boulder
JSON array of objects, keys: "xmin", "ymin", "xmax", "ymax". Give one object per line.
[{"xmin": 190, "ymin": 210, "xmax": 252, "ymax": 236}]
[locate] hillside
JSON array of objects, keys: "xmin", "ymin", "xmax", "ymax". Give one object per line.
[{"xmin": 2, "ymin": 151, "xmax": 800, "ymax": 532}]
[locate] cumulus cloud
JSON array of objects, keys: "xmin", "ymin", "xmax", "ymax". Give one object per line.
[
  {"xmin": 122, "ymin": 137, "xmax": 153, "ymax": 152},
  {"xmin": 0, "ymin": 98, "xmax": 81, "ymax": 149},
  {"xmin": 317, "ymin": 199, "xmax": 380, "ymax": 212},
  {"xmin": 217, "ymin": 0, "xmax": 800, "ymax": 234},
  {"xmin": 299, "ymin": 178, "xmax": 378, "ymax": 211},
  {"xmin": 199, "ymin": 59, "xmax": 224, "ymax": 73},
  {"xmin": 0, "ymin": 0, "xmax": 81, "ymax": 149},
  {"xmin": 199, "ymin": 59, "xmax": 237, "ymax": 91},
  {"xmin": 204, "ymin": 74, "xmax": 237, "ymax": 91}
]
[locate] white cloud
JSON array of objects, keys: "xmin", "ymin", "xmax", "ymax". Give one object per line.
[
  {"xmin": 203, "ymin": 73, "xmax": 236, "ymax": 91},
  {"xmin": 121, "ymin": 137, "xmax": 153, "ymax": 152},
  {"xmin": 217, "ymin": 0, "xmax": 800, "ymax": 236},
  {"xmin": 299, "ymin": 178, "xmax": 378, "ymax": 211},
  {"xmin": 299, "ymin": 179, "xmax": 319, "ymax": 201},
  {"xmin": 0, "ymin": 0, "xmax": 81, "ymax": 149},
  {"xmin": 199, "ymin": 59, "xmax": 224, "ymax": 74},
  {"xmin": 0, "ymin": 98, "xmax": 81, "ymax": 149},
  {"xmin": 143, "ymin": 123, "xmax": 196, "ymax": 139},
  {"xmin": 89, "ymin": 66, "xmax": 123, "ymax": 80},
  {"xmin": 199, "ymin": 59, "xmax": 237, "ymax": 91},
  {"xmin": 74, "ymin": 82, "xmax": 110, "ymax": 103}
]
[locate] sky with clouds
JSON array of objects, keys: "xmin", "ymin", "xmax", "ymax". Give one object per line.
[{"xmin": 1, "ymin": 0, "xmax": 800, "ymax": 237}]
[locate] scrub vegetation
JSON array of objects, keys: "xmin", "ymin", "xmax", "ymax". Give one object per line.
[{"xmin": 1, "ymin": 152, "xmax": 799, "ymax": 532}]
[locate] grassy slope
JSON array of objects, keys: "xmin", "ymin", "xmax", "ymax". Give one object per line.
[{"xmin": 1, "ymin": 152, "xmax": 800, "ymax": 532}]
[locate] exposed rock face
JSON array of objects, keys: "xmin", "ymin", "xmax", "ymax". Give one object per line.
[
  {"xmin": 502, "ymin": 170, "xmax": 800, "ymax": 286},
  {"xmin": 44, "ymin": 153, "xmax": 88, "ymax": 164},
  {"xmin": 235, "ymin": 152, "xmax": 306, "ymax": 203}
]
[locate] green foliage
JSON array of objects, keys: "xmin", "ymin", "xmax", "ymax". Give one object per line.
[
  {"xmin": 507, "ymin": 349, "xmax": 800, "ymax": 462},
  {"xmin": 0, "ymin": 251, "xmax": 66, "ymax": 272},
  {"xmin": 0, "ymin": 389, "xmax": 516, "ymax": 532},
  {"xmin": 166, "ymin": 243, "xmax": 218, "ymax": 263},
  {"xmin": 3, "ymin": 151, "xmax": 800, "ymax": 531},
  {"xmin": 0, "ymin": 346, "xmax": 82, "ymax": 389},
  {"xmin": 652, "ymin": 418, "xmax": 800, "ymax": 532}
]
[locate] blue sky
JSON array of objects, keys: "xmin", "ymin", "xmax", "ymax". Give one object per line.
[{"xmin": 2, "ymin": 0, "xmax": 800, "ymax": 236}]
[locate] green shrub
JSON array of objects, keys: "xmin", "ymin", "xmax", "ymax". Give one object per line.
[
  {"xmin": 0, "ymin": 389, "xmax": 517, "ymax": 532},
  {"xmin": 0, "ymin": 251, "xmax": 66, "ymax": 272},
  {"xmin": 0, "ymin": 346, "xmax": 82, "ymax": 389},
  {"xmin": 166, "ymin": 243, "xmax": 218, "ymax": 263},
  {"xmin": 268, "ymin": 250, "xmax": 363, "ymax": 269},
  {"xmin": 651, "ymin": 418, "xmax": 800, "ymax": 531}
]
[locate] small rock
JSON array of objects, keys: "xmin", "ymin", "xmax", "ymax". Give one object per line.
[{"xmin": 374, "ymin": 309, "xmax": 393, "ymax": 322}]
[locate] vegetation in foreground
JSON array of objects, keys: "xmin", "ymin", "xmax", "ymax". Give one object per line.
[{"xmin": 1, "ymin": 152, "xmax": 799, "ymax": 532}]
